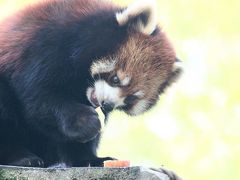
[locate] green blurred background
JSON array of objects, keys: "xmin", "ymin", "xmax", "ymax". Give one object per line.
[{"xmin": 1, "ymin": 0, "xmax": 239, "ymax": 179}]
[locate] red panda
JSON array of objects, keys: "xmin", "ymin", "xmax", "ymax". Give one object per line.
[{"xmin": 0, "ymin": 0, "xmax": 182, "ymax": 168}]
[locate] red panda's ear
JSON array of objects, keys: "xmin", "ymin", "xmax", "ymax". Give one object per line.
[
  {"xmin": 116, "ymin": 0, "xmax": 157, "ymax": 35},
  {"xmin": 158, "ymin": 58, "xmax": 183, "ymax": 94}
]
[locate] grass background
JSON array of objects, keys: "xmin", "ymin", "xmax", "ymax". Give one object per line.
[{"xmin": 0, "ymin": 0, "xmax": 239, "ymax": 179}]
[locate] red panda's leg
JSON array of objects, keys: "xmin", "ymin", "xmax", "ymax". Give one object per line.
[{"xmin": 0, "ymin": 77, "xmax": 44, "ymax": 167}]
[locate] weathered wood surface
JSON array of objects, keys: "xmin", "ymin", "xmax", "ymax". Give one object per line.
[{"xmin": 0, "ymin": 165, "xmax": 171, "ymax": 180}]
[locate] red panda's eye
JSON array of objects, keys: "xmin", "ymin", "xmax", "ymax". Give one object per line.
[{"xmin": 110, "ymin": 75, "xmax": 120, "ymax": 85}]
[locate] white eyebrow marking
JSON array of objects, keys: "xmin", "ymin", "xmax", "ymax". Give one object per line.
[{"xmin": 90, "ymin": 59, "xmax": 116, "ymax": 76}]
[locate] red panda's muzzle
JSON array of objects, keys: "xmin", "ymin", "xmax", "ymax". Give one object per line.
[{"xmin": 90, "ymin": 90, "xmax": 100, "ymax": 108}]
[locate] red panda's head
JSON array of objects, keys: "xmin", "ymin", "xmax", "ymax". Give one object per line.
[{"xmin": 86, "ymin": 0, "xmax": 182, "ymax": 116}]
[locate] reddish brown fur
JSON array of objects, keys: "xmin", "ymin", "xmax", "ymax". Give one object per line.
[{"xmin": 102, "ymin": 30, "xmax": 176, "ymax": 105}]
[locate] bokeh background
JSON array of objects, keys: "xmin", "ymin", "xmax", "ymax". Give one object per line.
[{"xmin": 0, "ymin": 0, "xmax": 239, "ymax": 179}]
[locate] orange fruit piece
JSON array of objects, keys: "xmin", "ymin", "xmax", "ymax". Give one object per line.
[{"xmin": 103, "ymin": 160, "xmax": 130, "ymax": 168}]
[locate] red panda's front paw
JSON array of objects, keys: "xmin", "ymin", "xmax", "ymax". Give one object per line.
[
  {"xmin": 10, "ymin": 155, "xmax": 44, "ymax": 167},
  {"xmin": 60, "ymin": 104, "xmax": 101, "ymax": 142}
]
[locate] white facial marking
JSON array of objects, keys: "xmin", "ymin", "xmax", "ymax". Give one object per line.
[
  {"xmin": 129, "ymin": 99, "xmax": 149, "ymax": 116},
  {"xmin": 116, "ymin": 0, "xmax": 157, "ymax": 35},
  {"xmin": 121, "ymin": 76, "xmax": 131, "ymax": 86},
  {"xmin": 134, "ymin": 90, "xmax": 145, "ymax": 98},
  {"xmin": 88, "ymin": 80, "xmax": 125, "ymax": 108},
  {"xmin": 90, "ymin": 59, "xmax": 116, "ymax": 76}
]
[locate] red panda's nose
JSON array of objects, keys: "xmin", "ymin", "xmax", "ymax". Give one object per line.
[{"xmin": 102, "ymin": 101, "xmax": 114, "ymax": 113}]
